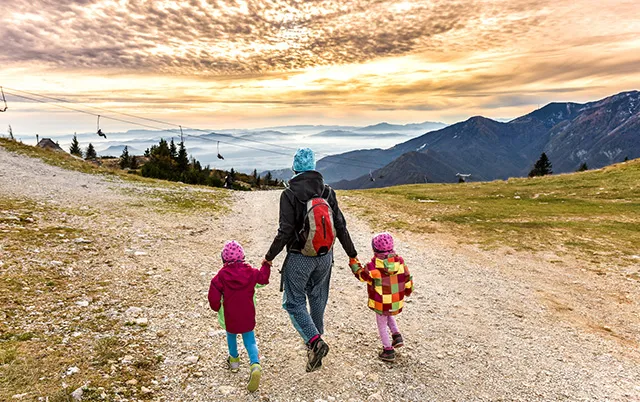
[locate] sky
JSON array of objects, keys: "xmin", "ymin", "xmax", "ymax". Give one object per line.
[{"xmin": 1, "ymin": 0, "xmax": 640, "ymax": 137}]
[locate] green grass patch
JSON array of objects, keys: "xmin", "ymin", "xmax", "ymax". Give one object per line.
[{"xmin": 343, "ymin": 159, "xmax": 640, "ymax": 265}]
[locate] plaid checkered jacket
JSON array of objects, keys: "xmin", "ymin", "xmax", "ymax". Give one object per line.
[{"xmin": 352, "ymin": 254, "xmax": 413, "ymax": 316}]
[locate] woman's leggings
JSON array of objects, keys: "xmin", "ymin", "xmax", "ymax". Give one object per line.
[
  {"xmin": 376, "ymin": 314, "xmax": 400, "ymax": 349},
  {"xmin": 227, "ymin": 331, "xmax": 260, "ymax": 365}
]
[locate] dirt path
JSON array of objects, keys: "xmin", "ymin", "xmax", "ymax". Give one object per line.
[{"xmin": 2, "ymin": 147, "xmax": 640, "ymax": 401}]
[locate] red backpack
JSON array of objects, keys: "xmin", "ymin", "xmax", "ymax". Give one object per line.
[{"xmin": 297, "ymin": 191, "xmax": 336, "ymax": 257}]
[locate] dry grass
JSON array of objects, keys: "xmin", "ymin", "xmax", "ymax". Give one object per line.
[
  {"xmin": 343, "ymin": 159, "xmax": 640, "ymax": 267},
  {"xmin": 0, "ymin": 196, "xmax": 158, "ymax": 400}
]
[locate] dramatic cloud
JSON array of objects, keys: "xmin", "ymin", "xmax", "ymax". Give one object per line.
[{"xmin": 0, "ymin": 0, "xmax": 639, "ymax": 132}]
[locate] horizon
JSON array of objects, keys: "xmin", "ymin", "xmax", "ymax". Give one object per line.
[{"xmin": 1, "ymin": 1, "xmax": 640, "ymax": 137}]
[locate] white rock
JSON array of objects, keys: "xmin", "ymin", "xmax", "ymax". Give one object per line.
[
  {"xmin": 208, "ymin": 329, "xmax": 226, "ymax": 337},
  {"xmin": 74, "ymin": 238, "xmax": 91, "ymax": 244},
  {"xmin": 122, "ymin": 355, "xmax": 134, "ymax": 364},
  {"xmin": 126, "ymin": 379, "xmax": 138, "ymax": 385},
  {"xmin": 125, "ymin": 307, "xmax": 143, "ymax": 317},
  {"xmin": 51, "ymin": 260, "xmax": 63, "ymax": 266},
  {"xmin": 76, "ymin": 301, "xmax": 89, "ymax": 307},
  {"xmin": 355, "ymin": 370, "xmax": 364, "ymax": 380},
  {"xmin": 135, "ymin": 317, "xmax": 149, "ymax": 326},
  {"xmin": 218, "ymin": 385, "xmax": 234, "ymax": 395},
  {"xmin": 514, "ymin": 195, "xmax": 521, "ymax": 199},
  {"xmin": 134, "ymin": 251, "xmax": 148, "ymax": 256},
  {"xmin": 71, "ymin": 386, "xmax": 83, "ymax": 401},
  {"xmin": 368, "ymin": 392, "xmax": 383, "ymax": 402},
  {"xmin": 12, "ymin": 393, "xmax": 29, "ymax": 400},
  {"xmin": 66, "ymin": 366, "xmax": 80, "ymax": 376},
  {"xmin": 185, "ymin": 355, "xmax": 199, "ymax": 365},
  {"xmin": 141, "ymin": 386, "xmax": 153, "ymax": 394}
]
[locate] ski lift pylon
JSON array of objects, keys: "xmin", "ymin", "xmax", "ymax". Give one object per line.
[
  {"xmin": 217, "ymin": 141, "xmax": 224, "ymax": 160},
  {"xmin": 0, "ymin": 87, "xmax": 8, "ymax": 112},
  {"xmin": 96, "ymin": 115, "xmax": 107, "ymax": 138}
]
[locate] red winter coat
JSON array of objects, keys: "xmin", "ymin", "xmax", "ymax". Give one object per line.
[{"xmin": 208, "ymin": 261, "xmax": 271, "ymax": 334}]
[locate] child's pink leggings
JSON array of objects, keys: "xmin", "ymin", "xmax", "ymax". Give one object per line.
[{"xmin": 376, "ymin": 313, "xmax": 399, "ymax": 349}]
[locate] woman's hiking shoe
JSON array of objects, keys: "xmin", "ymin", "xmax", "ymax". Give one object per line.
[
  {"xmin": 227, "ymin": 356, "xmax": 240, "ymax": 373},
  {"xmin": 306, "ymin": 337, "xmax": 329, "ymax": 372},
  {"xmin": 392, "ymin": 333, "xmax": 404, "ymax": 348},
  {"xmin": 247, "ymin": 363, "xmax": 262, "ymax": 392},
  {"xmin": 379, "ymin": 348, "xmax": 396, "ymax": 362}
]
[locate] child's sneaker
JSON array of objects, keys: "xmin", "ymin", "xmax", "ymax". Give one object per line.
[
  {"xmin": 247, "ymin": 363, "xmax": 262, "ymax": 392},
  {"xmin": 378, "ymin": 348, "xmax": 396, "ymax": 362},
  {"xmin": 392, "ymin": 333, "xmax": 404, "ymax": 348},
  {"xmin": 227, "ymin": 356, "xmax": 240, "ymax": 373}
]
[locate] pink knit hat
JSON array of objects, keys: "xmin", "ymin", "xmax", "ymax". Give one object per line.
[
  {"xmin": 221, "ymin": 240, "xmax": 245, "ymax": 263},
  {"xmin": 372, "ymin": 232, "xmax": 395, "ymax": 257}
]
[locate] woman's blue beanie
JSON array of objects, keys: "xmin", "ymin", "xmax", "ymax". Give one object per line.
[{"xmin": 292, "ymin": 148, "xmax": 316, "ymax": 173}]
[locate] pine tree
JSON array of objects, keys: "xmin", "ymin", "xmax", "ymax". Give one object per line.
[
  {"xmin": 69, "ymin": 133, "xmax": 82, "ymax": 157},
  {"xmin": 176, "ymin": 141, "xmax": 189, "ymax": 172},
  {"xmin": 528, "ymin": 152, "xmax": 553, "ymax": 177},
  {"xmin": 229, "ymin": 168, "xmax": 236, "ymax": 180},
  {"xmin": 119, "ymin": 146, "xmax": 131, "ymax": 169},
  {"xmin": 624, "ymin": 156, "xmax": 629, "ymax": 162},
  {"xmin": 265, "ymin": 171, "xmax": 273, "ymax": 186},
  {"xmin": 170, "ymin": 138, "xmax": 178, "ymax": 161},
  {"xmin": 130, "ymin": 155, "xmax": 138, "ymax": 170},
  {"xmin": 577, "ymin": 162, "xmax": 588, "ymax": 172},
  {"xmin": 85, "ymin": 143, "xmax": 97, "ymax": 160}
]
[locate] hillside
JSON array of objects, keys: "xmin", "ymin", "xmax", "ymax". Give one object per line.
[
  {"xmin": 1, "ymin": 140, "xmax": 640, "ymax": 400},
  {"xmin": 343, "ymin": 158, "xmax": 640, "ymax": 266},
  {"xmin": 327, "ymin": 90, "xmax": 639, "ymax": 188}
]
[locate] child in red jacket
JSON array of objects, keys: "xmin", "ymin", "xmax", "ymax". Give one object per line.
[
  {"xmin": 208, "ymin": 240, "xmax": 271, "ymax": 392},
  {"xmin": 350, "ymin": 232, "xmax": 413, "ymax": 362}
]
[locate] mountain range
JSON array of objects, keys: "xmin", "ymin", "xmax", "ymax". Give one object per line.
[{"xmin": 322, "ymin": 91, "xmax": 639, "ymax": 189}]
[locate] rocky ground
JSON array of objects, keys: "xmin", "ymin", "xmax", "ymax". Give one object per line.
[{"xmin": 1, "ymin": 146, "xmax": 639, "ymax": 401}]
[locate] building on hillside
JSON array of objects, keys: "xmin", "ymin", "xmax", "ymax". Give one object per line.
[{"xmin": 37, "ymin": 138, "xmax": 64, "ymax": 152}]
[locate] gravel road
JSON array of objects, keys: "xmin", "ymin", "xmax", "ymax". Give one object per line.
[{"xmin": 2, "ymin": 147, "xmax": 639, "ymax": 401}]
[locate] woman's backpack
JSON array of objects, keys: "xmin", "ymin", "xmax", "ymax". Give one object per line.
[{"xmin": 297, "ymin": 191, "xmax": 336, "ymax": 257}]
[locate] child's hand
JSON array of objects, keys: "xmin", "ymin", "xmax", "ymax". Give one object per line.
[
  {"xmin": 262, "ymin": 259, "xmax": 273, "ymax": 266},
  {"xmin": 349, "ymin": 257, "xmax": 362, "ymax": 273}
]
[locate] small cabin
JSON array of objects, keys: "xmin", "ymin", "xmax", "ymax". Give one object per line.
[{"xmin": 36, "ymin": 138, "xmax": 64, "ymax": 152}]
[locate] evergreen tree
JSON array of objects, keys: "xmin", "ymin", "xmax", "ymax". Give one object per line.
[
  {"xmin": 119, "ymin": 146, "xmax": 131, "ymax": 169},
  {"xmin": 69, "ymin": 133, "xmax": 82, "ymax": 157},
  {"xmin": 170, "ymin": 138, "xmax": 178, "ymax": 161},
  {"xmin": 624, "ymin": 156, "xmax": 629, "ymax": 162},
  {"xmin": 176, "ymin": 141, "xmax": 189, "ymax": 172},
  {"xmin": 265, "ymin": 171, "xmax": 273, "ymax": 186},
  {"xmin": 130, "ymin": 155, "xmax": 138, "ymax": 170},
  {"xmin": 528, "ymin": 152, "xmax": 553, "ymax": 177},
  {"xmin": 577, "ymin": 162, "xmax": 588, "ymax": 172},
  {"xmin": 144, "ymin": 148, "xmax": 150, "ymax": 157},
  {"xmin": 229, "ymin": 168, "xmax": 236, "ymax": 181},
  {"xmin": 85, "ymin": 143, "xmax": 97, "ymax": 160}
]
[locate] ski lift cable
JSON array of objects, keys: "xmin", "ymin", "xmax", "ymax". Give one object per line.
[
  {"xmin": 1, "ymin": 86, "xmax": 388, "ymax": 170},
  {"xmin": 3, "ymin": 89, "xmax": 390, "ymax": 172},
  {"xmin": 1, "ymin": 90, "xmax": 331, "ymax": 162}
]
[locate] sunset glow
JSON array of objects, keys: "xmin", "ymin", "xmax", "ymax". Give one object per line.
[{"xmin": 1, "ymin": 0, "xmax": 639, "ymax": 133}]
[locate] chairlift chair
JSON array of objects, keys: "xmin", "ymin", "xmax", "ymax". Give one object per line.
[
  {"xmin": 0, "ymin": 87, "xmax": 8, "ymax": 112},
  {"xmin": 96, "ymin": 115, "xmax": 107, "ymax": 138}
]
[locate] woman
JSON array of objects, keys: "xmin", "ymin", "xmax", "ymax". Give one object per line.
[{"xmin": 264, "ymin": 147, "xmax": 360, "ymax": 372}]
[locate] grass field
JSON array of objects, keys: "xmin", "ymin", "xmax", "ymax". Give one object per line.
[{"xmin": 343, "ymin": 159, "xmax": 640, "ymax": 267}]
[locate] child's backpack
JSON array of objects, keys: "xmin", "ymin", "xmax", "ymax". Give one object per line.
[{"xmin": 297, "ymin": 190, "xmax": 336, "ymax": 257}]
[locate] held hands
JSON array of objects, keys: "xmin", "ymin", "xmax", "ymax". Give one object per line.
[
  {"xmin": 262, "ymin": 259, "xmax": 273, "ymax": 267},
  {"xmin": 349, "ymin": 257, "xmax": 363, "ymax": 273}
]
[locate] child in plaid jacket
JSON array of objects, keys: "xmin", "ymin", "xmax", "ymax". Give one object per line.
[{"xmin": 350, "ymin": 232, "xmax": 413, "ymax": 362}]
